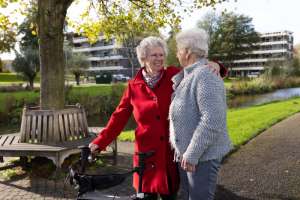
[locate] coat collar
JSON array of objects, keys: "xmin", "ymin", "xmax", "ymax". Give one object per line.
[
  {"xmin": 132, "ymin": 67, "xmax": 166, "ymax": 85},
  {"xmin": 132, "ymin": 67, "xmax": 145, "ymax": 84},
  {"xmin": 171, "ymin": 58, "xmax": 208, "ymax": 89}
]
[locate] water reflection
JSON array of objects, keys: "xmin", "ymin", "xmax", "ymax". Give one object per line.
[{"xmin": 228, "ymin": 87, "xmax": 300, "ymax": 108}]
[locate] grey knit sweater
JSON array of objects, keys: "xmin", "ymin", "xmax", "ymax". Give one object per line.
[{"xmin": 169, "ymin": 58, "xmax": 232, "ymax": 165}]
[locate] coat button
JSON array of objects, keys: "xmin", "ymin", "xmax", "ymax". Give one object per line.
[
  {"xmin": 175, "ymin": 139, "xmax": 179, "ymax": 142},
  {"xmin": 156, "ymin": 115, "xmax": 160, "ymax": 120},
  {"xmin": 160, "ymin": 136, "xmax": 164, "ymax": 141},
  {"xmin": 150, "ymin": 162, "xmax": 155, "ymax": 168}
]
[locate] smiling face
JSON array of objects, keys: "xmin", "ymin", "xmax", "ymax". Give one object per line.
[{"xmin": 143, "ymin": 46, "xmax": 165, "ymax": 74}]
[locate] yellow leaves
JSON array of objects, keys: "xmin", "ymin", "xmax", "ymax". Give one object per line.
[
  {"xmin": 0, "ymin": 0, "xmax": 17, "ymax": 8},
  {"xmin": 67, "ymin": 0, "xmax": 229, "ymax": 45},
  {"xmin": 0, "ymin": 14, "xmax": 10, "ymax": 25},
  {"xmin": 0, "ymin": 13, "xmax": 16, "ymax": 52},
  {"xmin": 29, "ymin": 22, "xmax": 37, "ymax": 35}
]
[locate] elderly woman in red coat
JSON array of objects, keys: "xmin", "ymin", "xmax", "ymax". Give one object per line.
[
  {"xmin": 89, "ymin": 36, "xmax": 180, "ymax": 200},
  {"xmin": 89, "ymin": 36, "xmax": 226, "ymax": 200}
]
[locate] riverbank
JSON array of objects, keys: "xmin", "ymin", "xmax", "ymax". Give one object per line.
[{"xmin": 227, "ymin": 76, "xmax": 300, "ymax": 96}]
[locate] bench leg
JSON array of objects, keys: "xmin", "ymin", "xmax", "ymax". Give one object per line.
[
  {"xmin": 0, "ymin": 156, "xmax": 3, "ymax": 163},
  {"xmin": 20, "ymin": 156, "xmax": 28, "ymax": 165}
]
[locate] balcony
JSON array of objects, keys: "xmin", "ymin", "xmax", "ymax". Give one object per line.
[
  {"xmin": 86, "ymin": 66, "xmax": 125, "ymax": 71},
  {"xmin": 87, "ymin": 55, "xmax": 125, "ymax": 61},
  {"xmin": 73, "ymin": 45, "xmax": 119, "ymax": 53},
  {"xmin": 233, "ymin": 57, "xmax": 286, "ymax": 64},
  {"xmin": 73, "ymin": 35, "xmax": 107, "ymax": 43}
]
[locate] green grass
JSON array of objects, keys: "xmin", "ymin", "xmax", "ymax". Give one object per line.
[
  {"xmin": 0, "ymin": 73, "xmax": 40, "ymax": 83},
  {"xmin": 118, "ymin": 98, "xmax": 300, "ymax": 150},
  {"xmin": 0, "ymin": 166, "xmax": 26, "ymax": 181},
  {"xmin": 0, "ymin": 84, "xmax": 123, "ymax": 112},
  {"xmin": 0, "ymin": 91, "xmax": 39, "ymax": 112},
  {"xmin": 69, "ymin": 84, "xmax": 115, "ymax": 96},
  {"xmin": 0, "ymin": 73, "xmax": 23, "ymax": 82},
  {"xmin": 118, "ymin": 130, "xmax": 135, "ymax": 141},
  {"xmin": 227, "ymin": 98, "xmax": 300, "ymax": 148},
  {"xmin": 224, "ymin": 78, "xmax": 232, "ymax": 88}
]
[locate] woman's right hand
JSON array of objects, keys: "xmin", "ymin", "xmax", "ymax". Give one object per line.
[{"xmin": 89, "ymin": 143, "xmax": 99, "ymax": 153}]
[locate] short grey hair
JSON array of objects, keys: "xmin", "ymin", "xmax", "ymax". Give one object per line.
[
  {"xmin": 176, "ymin": 28, "xmax": 208, "ymax": 58},
  {"xmin": 136, "ymin": 36, "xmax": 168, "ymax": 67}
]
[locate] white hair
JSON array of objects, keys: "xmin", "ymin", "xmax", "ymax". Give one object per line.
[
  {"xmin": 136, "ymin": 36, "xmax": 168, "ymax": 67},
  {"xmin": 176, "ymin": 28, "xmax": 208, "ymax": 58}
]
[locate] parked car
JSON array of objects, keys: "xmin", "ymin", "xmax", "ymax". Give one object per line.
[{"xmin": 112, "ymin": 74, "xmax": 131, "ymax": 82}]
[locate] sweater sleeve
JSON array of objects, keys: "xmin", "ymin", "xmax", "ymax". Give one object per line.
[
  {"xmin": 182, "ymin": 70, "xmax": 226, "ymax": 165},
  {"xmin": 92, "ymin": 83, "xmax": 133, "ymax": 151}
]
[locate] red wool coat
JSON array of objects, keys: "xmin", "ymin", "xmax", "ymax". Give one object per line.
[{"xmin": 92, "ymin": 66, "xmax": 181, "ymax": 195}]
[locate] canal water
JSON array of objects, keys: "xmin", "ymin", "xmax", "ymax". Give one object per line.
[{"xmin": 228, "ymin": 87, "xmax": 300, "ymax": 108}]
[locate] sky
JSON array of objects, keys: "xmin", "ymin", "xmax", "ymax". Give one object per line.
[
  {"xmin": 181, "ymin": 0, "xmax": 300, "ymax": 44},
  {"xmin": 1, "ymin": 0, "xmax": 300, "ymax": 60}
]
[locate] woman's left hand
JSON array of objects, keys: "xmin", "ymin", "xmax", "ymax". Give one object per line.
[
  {"xmin": 206, "ymin": 61, "xmax": 221, "ymax": 77},
  {"xmin": 181, "ymin": 158, "xmax": 196, "ymax": 172}
]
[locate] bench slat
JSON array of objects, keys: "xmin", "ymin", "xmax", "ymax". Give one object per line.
[
  {"xmin": 0, "ymin": 136, "xmax": 8, "ymax": 146},
  {"xmin": 69, "ymin": 113, "xmax": 75, "ymax": 139},
  {"xmin": 37, "ymin": 115, "xmax": 42, "ymax": 143},
  {"xmin": 25, "ymin": 115, "xmax": 31, "ymax": 142},
  {"xmin": 59, "ymin": 114, "xmax": 66, "ymax": 141},
  {"xmin": 82, "ymin": 109, "xmax": 89, "ymax": 137},
  {"xmin": 78, "ymin": 112, "xmax": 84, "ymax": 137},
  {"xmin": 43, "ymin": 115, "xmax": 48, "ymax": 142},
  {"xmin": 73, "ymin": 112, "xmax": 79, "ymax": 137},
  {"xmin": 64, "ymin": 114, "xmax": 71, "ymax": 141},
  {"xmin": 48, "ymin": 115, "xmax": 54, "ymax": 142},
  {"xmin": 4, "ymin": 135, "xmax": 15, "ymax": 146},
  {"xmin": 53, "ymin": 114, "xmax": 60, "ymax": 142},
  {"xmin": 31, "ymin": 115, "xmax": 37, "ymax": 142},
  {"xmin": 11, "ymin": 135, "xmax": 20, "ymax": 144},
  {"xmin": 20, "ymin": 109, "xmax": 27, "ymax": 142}
]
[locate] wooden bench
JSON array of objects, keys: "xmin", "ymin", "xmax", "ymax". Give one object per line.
[{"xmin": 0, "ymin": 105, "xmax": 117, "ymax": 168}]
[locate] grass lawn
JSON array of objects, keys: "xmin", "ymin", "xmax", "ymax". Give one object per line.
[
  {"xmin": 224, "ymin": 78, "xmax": 232, "ymax": 89},
  {"xmin": 69, "ymin": 84, "xmax": 118, "ymax": 97},
  {"xmin": 118, "ymin": 97, "xmax": 300, "ymax": 150},
  {"xmin": 0, "ymin": 73, "xmax": 40, "ymax": 83},
  {"xmin": 0, "ymin": 91, "xmax": 39, "ymax": 112},
  {"xmin": 0, "ymin": 84, "xmax": 124, "ymax": 112},
  {"xmin": 0, "ymin": 73, "xmax": 23, "ymax": 82}
]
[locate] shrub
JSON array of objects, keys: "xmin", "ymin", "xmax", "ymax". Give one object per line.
[
  {"xmin": 66, "ymin": 83, "xmax": 125, "ymax": 119},
  {"xmin": 0, "ymin": 84, "xmax": 27, "ymax": 92}
]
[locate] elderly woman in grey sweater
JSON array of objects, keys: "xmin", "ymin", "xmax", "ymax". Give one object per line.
[{"xmin": 169, "ymin": 28, "xmax": 232, "ymax": 200}]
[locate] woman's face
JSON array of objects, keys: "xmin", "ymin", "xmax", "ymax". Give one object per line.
[
  {"xmin": 176, "ymin": 48, "xmax": 188, "ymax": 67},
  {"xmin": 144, "ymin": 46, "xmax": 165, "ymax": 72}
]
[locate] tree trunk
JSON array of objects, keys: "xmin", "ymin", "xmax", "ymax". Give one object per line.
[
  {"xmin": 38, "ymin": 0, "xmax": 73, "ymax": 109},
  {"xmin": 29, "ymin": 78, "xmax": 34, "ymax": 90},
  {"xmin": 75, "ymin": 74, "xmax": 80, "ymax": 85}
]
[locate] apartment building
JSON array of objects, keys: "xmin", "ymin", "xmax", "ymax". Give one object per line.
[
  {"xmin": 230, "ymin": 31, "xmax": 294, "ymax": 77},
  {"xmin": 71, "ymin": 34, "xmax": 138, "ymax": 77}
]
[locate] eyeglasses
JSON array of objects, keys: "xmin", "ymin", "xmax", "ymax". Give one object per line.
[{"xmin": 149, "ymin": 53, "xmax": 164, "ymax": 58}]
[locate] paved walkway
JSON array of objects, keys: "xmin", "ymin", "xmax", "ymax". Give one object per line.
[
  {"xmin": 0, "ymin": 113, "xmax": 300, "ymax": 199},
  {"xmin": 215, "ymin": 113, "xmax": 300, "ymax": 200}
]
